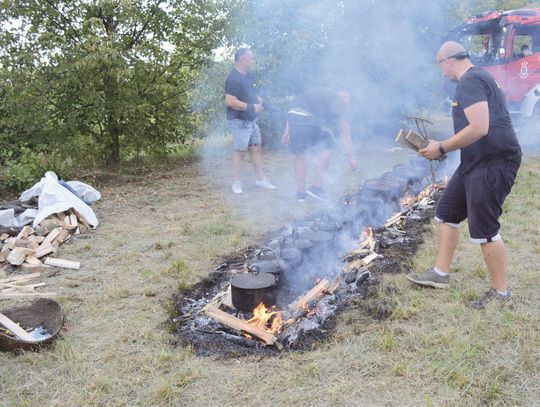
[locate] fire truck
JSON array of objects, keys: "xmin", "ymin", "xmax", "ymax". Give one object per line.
[{"xmin": 445, "ymin": 8, "xmax": 540, "ymax": 131}]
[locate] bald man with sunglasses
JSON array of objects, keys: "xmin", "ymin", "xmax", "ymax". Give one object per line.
[{"xmin": 407, "ymin": 42, "xmax": 522, "ymax": 309}]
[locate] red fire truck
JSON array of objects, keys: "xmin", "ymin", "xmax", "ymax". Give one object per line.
[{"xmin": 446, "ymin": 8, "xmax": 540, "ymax": 130}]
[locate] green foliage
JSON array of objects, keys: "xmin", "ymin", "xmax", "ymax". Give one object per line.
[{"xmin": 0, "ymin": 0, "xmax": 232, "ymax": 172}]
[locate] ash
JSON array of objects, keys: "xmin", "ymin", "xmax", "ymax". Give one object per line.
[{"xmin": 172, "ymin": 158, "xmax": 444, "ymax": 357}]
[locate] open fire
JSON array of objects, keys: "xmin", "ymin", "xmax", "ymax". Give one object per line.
[
  {"xmin": 246, "ymin": 303, "xmax": 283, "ymax": 335},
  {"xmin": 174, "ymin": 157, "xmax": 451, "ymax": 353}
]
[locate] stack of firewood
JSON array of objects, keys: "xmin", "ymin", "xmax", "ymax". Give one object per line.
[{"xmin": 0, "ymin": 209, "xmax": 89, "ymax": 273}]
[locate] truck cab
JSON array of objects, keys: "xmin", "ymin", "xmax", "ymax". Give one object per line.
[{"xmin": 445, "ymin": 8, "xmax": 540, "ymax": 126}]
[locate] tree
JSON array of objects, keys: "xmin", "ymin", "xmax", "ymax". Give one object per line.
[{"xmin": 0, "ymin": 0, "xmax": 230, "ymax": 168}]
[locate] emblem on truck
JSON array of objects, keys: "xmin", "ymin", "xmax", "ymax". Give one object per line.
[{"xmin": 520, "ymin": 61, "xmax": 529, "ymax": 79}]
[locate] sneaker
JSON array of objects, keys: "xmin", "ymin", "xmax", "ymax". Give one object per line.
[
  {"xmin": 296, "ymin": 192, "xmax": 307, "ymax": 202},
  {"xmin": 255, "ymin": 178, "xmax": 276, "ymax": 189},
  {"xmin": 467, "ymin": 288, "xmax": 512, "ymax": 310},
  {"xmin": 306, "ymin": 186, "xmax": 330, "ymax": 202},
  {"xmin": 406, "ymin": 268, "xmax": 450, "ymax": 289},
  {"xmin": 232, "ymin": 181, "xmax": 243, "ymax": 194}
]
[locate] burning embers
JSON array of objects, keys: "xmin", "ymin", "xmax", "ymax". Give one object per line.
[
  {"xmin": 246, "ymin": 303, "xmax": 282, "ymax": 335},
  {"xmin": 174, "ymin": 159, "xmax": 450, "ymax": 354}
]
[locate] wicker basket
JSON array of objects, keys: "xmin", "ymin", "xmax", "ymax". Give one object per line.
[{"xmin": 0, "ymin": 299, "xmax": 64, "ymax": 352}]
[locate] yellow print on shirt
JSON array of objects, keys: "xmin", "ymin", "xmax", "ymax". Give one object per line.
[{"xmin": 452, "ymin": 101, "xmax": 458, "ymax": 107}]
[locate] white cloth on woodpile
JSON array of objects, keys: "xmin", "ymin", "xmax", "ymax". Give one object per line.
[{"xmin": 0, "ymin": 171, "xmax": 101, "ymax": 228}]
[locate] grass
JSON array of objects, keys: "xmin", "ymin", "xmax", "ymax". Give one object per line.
[{"xmin": 0, "ymin": 145, "xmax": 539, "ymax": 406}]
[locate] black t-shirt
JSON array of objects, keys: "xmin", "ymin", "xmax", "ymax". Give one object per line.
[
  {"xmin": 452, "ymin": 67, "xmax": 521, "ymax": 173},
  {"xmin": 225, "ymin": 68, "xmax": 259, "ymax": 121},
  {"xmin": 291, "ymin": 87, "xmax": 347, "ymax": 125}
]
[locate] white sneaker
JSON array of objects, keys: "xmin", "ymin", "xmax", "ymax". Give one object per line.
[
  {"xmin": 255, "ymin": 178, "xmax": 276, "ymax": 189},
  {"xmin": 232, "ymin": 181, "xmax": 243, "ymax": 194}
]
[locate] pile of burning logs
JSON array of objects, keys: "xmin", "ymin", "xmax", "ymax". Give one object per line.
[{"xmin": 0, "ymin": 209, "xmax": 90, "ymax": 299}]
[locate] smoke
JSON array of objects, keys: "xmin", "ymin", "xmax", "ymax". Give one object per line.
[{"xmin": 191, "ymin": 0, "xmax": 462, "ymax": 295}]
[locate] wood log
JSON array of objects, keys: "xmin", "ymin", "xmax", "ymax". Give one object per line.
[
  {"xmin": 0, "ymin": 228, "xmax": 20, "ymax": 238},
  {"xmin": 204, "ymin": 306, "xmax": 278, "ymax": 346},
  {"xmin": 327, "ymin": 274, "xmax": 340, "ymax": 294},
  {"xmin": 71, "ymin": 208, "xmax": 91, "ymax": 232},
  {"xmin": 44, "ymin": 257, "xmax": 80, "ymax": 270},
  {"xmin": 0, "ymin": 246, "xmax": 10, "ymax": 262},
  {"xmin": 41, "ymin": 227, "xmax": 62, "ymax": 247},
  {"xmin": 0, "ymin": 312, "xmax": 38, "ymax": 342},
  {"xmin": 6, "ymin": 247, "xmax": 35, "ymax": 266},
  {"xmin": 404, "ymin": 130, "xmax": 429, "ymax": 150},
  {"xmin": 16, "ymin": 225, "xmax": 34, "ymax": 240},
  {"xmin": 69, "ymin": 214, "xmax": 78, "ymax": 229},
  {"xmin": 14, "ymin": 239, "xmax": 39, "ymax": 250},
  {"xmin": 0, "ymin": 272, "xmax": 41, "ymax": 284},
  {"xmin": 0, "ymin": 282, "xmax": 46, "ymax": 293},
  {"xmin": 395, "ymin": 129, "xmax": 418, "ymax": 151},
  {"xmin": 54, "ymin": 228, "xmax": 71, "ymax": 246},
  {"xmin": 37, "ymin": 219, "xmax": 58, "ymax": 235},
  {"xmin": 290, "ymin": 278, "xmax": 330, "ymax": 311},
  {"xmin": 362, "ymin": 252, "xmax": 379, "ymax": 266},
  {"xmin": 34, "ymin": 243, "xmax": 55, "ymax": 259},
  {"xmin": 342, "ymin": 259, "xmax": 364, "ymax": 273},
  {"xmin": 24, "ymin": 256, "xmax": 43, "ymax": 267},
  {"xmin": 0, "ymin": 233, "xmax": 9, "ymax": 241}
]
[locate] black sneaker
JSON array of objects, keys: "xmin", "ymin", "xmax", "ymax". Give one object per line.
[
  {"xmin": 306, "ymin": 186, "xmax": 330, "ymax": 202},
  {"xmin": 467, "ymin": 288, "xmax": 512, "ymax": 310},
  {"xmin": 296, "ymin": 192, "xmax": 308, "ymax": 202}
]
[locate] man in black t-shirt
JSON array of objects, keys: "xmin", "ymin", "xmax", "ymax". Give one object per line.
[
  {"xmin": 407, "ymin": 41, "xmax": 522, "ymax": 309},
  {"xmin": 225, "ymin": 47, "xmax": 275, "ymax": 194},
  {"xmin": 282, "ymin": 87, "xmax": 357, "ymax": 202}
]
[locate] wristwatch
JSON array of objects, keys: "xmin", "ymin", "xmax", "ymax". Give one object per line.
[{"xmin": 438, "ymin": 142, "xmax": 446, "ymax": 156}]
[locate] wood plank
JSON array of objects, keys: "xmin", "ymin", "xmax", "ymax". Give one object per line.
[
  {"xmin": 6, "ymin": 247, "xmax": 35, "ymax": 266},
  {"xmin": 44, "ymin": 257, "xmax": 80, "ymax": 270},
  {"xmin": 204, "ymin": 306, "xmax": 277, "ymax": 346},
  {"xmin": 0, "ymin": 246, "xmax": 10, "ymax": 262},
  {"xmin": 0, "ymin": 233, "xmax": 9, "ymax": 241},
  {"xmin": 16, "ymin": 225, "xmax": 35, "ymax": 240},
  {"xmin": 404, "ymin": 130, "xmax": 428, "ymax": 150},
  {"xmin": 24, "ymin": 256, "xmax": 43, "ymax": 267},
  {"xmin": 291, "ymin": 278, "xmax": 330, "ymax": 311},
  {"xmin": 362, "ymin": 252, "xmax": 379, "ymax": 266},
  {"xmin": 0, "ymin": 312, "xmax": 38, "ymax": 342},
  {"xmin": 34, "ymin": 244, "xmax": 55, "ymax": 259},
  {"xmin": 0, "ymin": 272, "xmax": 41, "ymax": 284},
  {"xmin": 395, "ymin": 129, "xmax": 418, "ymax": 151},
  {"xmin": 41, "ymin": 227, "xmax": 62, "ymax": 247},
  {"xmin": 69, "ymin": 214, "xmax": 78, "ymax": 229}
]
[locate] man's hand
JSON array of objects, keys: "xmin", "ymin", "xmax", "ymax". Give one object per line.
[
  {"xmin": 419, "ymin": 140, "xmax": 443, "ymax": 160},
  {"xmin": 254, "ymin": 103, "xmax": 264, "ymax": 113},
  {"xmin": 282, "ymin": 131, "xmax": 290, "ymax": 145}
]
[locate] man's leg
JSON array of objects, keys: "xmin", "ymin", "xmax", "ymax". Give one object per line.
[
  {"xmin": 435, "ymin": 222, "xmax": 460, "ymax": 273},
  {"xmin": 481, "ymin": 239, "xmax": 507, "ymax": 292},
  {"xmin": 313, "ymin": 149, "xmax": 333, "ymax": 188},
  {"xmin": 294, "ymin": 154, "xmax": 307, "ymax": 192},
  {"xmin": 249, "ymin": 145, "xmax": 265, "ymax": 181},
  {"xmin": 233, "ymin": 150, "xmax": 246, "ymax": 182}
]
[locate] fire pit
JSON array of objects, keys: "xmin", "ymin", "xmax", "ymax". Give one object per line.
[{"xmin": 173, "ymin": 158, "xmax": 450, "ymax": 356}]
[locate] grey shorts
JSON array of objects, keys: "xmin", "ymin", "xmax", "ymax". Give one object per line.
[{"xmin": 227, "ymin": 119, "xmax": 261, "ymax": 151}]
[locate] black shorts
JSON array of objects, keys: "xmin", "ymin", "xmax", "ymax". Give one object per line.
[
  {"xmin": 435, "ymin": 160, "xmax": 520, "ymax": 242},
  {"xmin": 288, "ymin": 112, "xmax": 336, "ymax": 155}
]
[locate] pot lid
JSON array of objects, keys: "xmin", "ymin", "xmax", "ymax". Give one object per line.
[{"xmin": 231, "ymin": 272, "xmax": 276, "ymax": 289}]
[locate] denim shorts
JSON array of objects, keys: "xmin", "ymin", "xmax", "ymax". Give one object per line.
[
  {"xmin": 435, "ymin": 160, "xmax": 520, "ymax": 243},
  {"xmin": 227, "ymin": 119, "xmax": 261, "ymax": 151}
]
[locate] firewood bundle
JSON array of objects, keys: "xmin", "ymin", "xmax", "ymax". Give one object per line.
[{"xmin": 0, "ymin": 209, "xmax": 88, "ymax": 272}]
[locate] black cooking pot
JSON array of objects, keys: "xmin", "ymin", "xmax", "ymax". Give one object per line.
[
  {"xmin": 297, "ymin": 226, "xmax": 333, "ymax": 248},
  {"xmin": 231, "ymin": 271, "xmax": 277, "ymax": 312},
  {"xmin": 312, "ymin": 212, "xmax": 340, "ymax": 233},
  {"xmin": 277, "ymin": 238, "xmax": 303, "ymax": 267},
  {"xmin": 247, "ymin": 248, "xmax": 288, "ymax": 280}
]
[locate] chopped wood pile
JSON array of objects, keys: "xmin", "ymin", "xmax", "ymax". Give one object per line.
[{"xmin": 0, "ymin": 209, "xmax": 89, "ymax": 298}]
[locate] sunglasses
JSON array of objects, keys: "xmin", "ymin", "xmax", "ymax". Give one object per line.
[{"xmin": 437, "ymin": 51, "xmax": 470, "ymax": 64}]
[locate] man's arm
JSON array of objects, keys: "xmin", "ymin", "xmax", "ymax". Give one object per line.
[
  {"xmin": 282, "ymin": 120, "xmax": 290, "ymax": 145},
  {"xmin": 225, "ymin": 94, "xmax": 264, "ymax": 113},
  {"xmin": 419, "ymin": 101, "xmax": 489, "ymax": 160},
  {"xmin": 339, "ymin": 117, "xmax": 357, "ymax": 170}
]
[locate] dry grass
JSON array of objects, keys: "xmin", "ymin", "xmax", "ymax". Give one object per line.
[{"xmin": 0, "ymin": 141, "xmax": 539, "ymax": 407}]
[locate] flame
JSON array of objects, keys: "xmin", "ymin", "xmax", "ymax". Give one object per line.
[
  {"xmin": 400, "ymin": 191, "xmax": 415, "ymax": 208},
  {"xmin": 359, "ymin": 227, "xmax": 375, "ymax": 251},
  {"xmin": 246, "ymin": 303, "xmax": 283, "ymax": 335}
]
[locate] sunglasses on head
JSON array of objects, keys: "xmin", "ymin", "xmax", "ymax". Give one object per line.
[{"xmin": 437, "ymin": 51, "xmax": 470, "ymax": 64}]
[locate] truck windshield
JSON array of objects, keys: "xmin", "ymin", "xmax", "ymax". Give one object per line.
[
  {"xmin": 511, "ymin": 24, "xmax": 540, "ymax": 59},
  {"xmin": 447, "ymin": 21, "xmax": 506, "ymax": 66}
]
